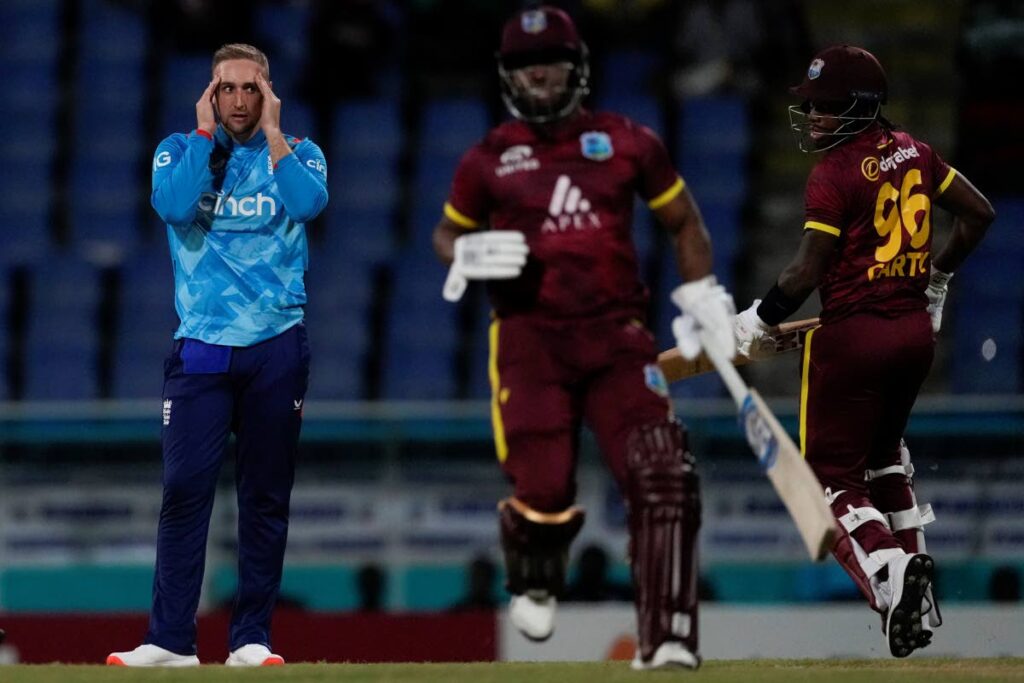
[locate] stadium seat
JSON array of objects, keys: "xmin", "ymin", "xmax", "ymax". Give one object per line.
[
  {"xmin": 111, "ymin": 249, "xmax": 178, "ymax": 399},
  {"xmin": 380, "ymin": 251, "xmax": 459, "ymax": 399},
  {"xmin": 23, "ymin": 256, "xmax": 102, "ymax": 400},
  {"xmin": 331, "ymin": 99, "xmax": 403, "ymax": 159},
  {"xmin": 418, "ymin": 98, "xmax": 489, "ymax": 156}
]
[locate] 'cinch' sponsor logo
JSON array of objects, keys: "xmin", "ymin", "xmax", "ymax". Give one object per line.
[{"xmin": 198, "ymin": 192, "xmax": 277, "ymax": 217}]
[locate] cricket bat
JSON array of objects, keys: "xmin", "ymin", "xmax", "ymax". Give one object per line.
[
  {"xmin": 658, "ymin": 317, "xmax": 819, "ymax": 383},
  {"xmin": 699, "ymin": 329, "xmax": 837, "ymax": 561}
]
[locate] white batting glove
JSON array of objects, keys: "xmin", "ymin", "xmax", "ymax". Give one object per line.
[
  {"xmin": 734, "ymin": 300, "xmax": 775, "ymax": 360},
  {"xmin": 670, "ymin": 275, "xmax": 737, "ymax": 361},
  {"xmin": 925, "ymin": 267, "xmax": 952, "ymax": 335},
  {"xmin": 443, "ymin": 230, "xmax": 529, "ymax": 302}
]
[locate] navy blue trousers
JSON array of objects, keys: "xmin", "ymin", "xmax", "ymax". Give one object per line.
[{"xmin": 145, "ymin": 323, "xmax": 310, "ymax": 655}]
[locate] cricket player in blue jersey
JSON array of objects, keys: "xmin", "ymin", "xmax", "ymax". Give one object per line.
[{"xmin": 108, "ymin": 44, "xmax": 327, "ymax": 667}]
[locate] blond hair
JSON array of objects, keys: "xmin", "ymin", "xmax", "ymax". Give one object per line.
[{"xmin": 212, "ymin": 43, "xmax": 270, "ymax": 78}]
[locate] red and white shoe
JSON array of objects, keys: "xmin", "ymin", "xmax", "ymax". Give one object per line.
[
  {"xmin": 106, "ymin": 644, "xmax": 199, "ymax": 667},
  {"xmin": 225, "ymin": 643, "xmax": 285, "ymax": 666}
]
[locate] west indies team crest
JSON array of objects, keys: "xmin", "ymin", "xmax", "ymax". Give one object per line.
[{"xmin": 580, "ymin": 131, "xmax": 613, "ymax": 161}]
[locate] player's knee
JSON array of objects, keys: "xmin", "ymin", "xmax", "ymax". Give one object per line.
[{"xmin": 625, "ymin": 419, "xmax": 700, "ymax": 513}]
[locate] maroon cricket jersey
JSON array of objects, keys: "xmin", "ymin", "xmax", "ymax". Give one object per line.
[
  {"xmin": 444, "ymin": 110, "xmax": 683, "ymax": 319},
  {"xmin": 803, "ymin": 125, "xmax": 956, "ymax": 322}
]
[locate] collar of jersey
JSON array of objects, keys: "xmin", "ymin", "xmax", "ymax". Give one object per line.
[{"xmin": 215, "ymin": 125, "xmax": 267, "ymax": 150}]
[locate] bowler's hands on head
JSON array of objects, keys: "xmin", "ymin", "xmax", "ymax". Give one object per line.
[
  {"xmin": 256, "ymin": 72, "xmax": 281, "ymax": 136},
  {"xmin": 196, "ymin": 76, "xmax": 220, "ymax": 135},
  {"xmin": 442, "ymin": 231, "xmax": 529, "ymax": 302},
  {"xmin": 733, "ymin": 300, "xmax": 776, "ymax": 360},
  {"xmin": 670, "ymin": 275, "xmax": 737, "ymax": 361}
]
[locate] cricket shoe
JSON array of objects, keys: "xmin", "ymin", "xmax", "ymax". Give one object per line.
[
  {"xmin": 882, "ymin": 552, "xmax": 935, "ymax": 657},
  {"xmin": 226, "ymin": 643, "xmax": 285, "ymax": 666},
  {"xmin": 106, "ymin": 644, "xmax": 200, "ymax": 667},
  {"xmin": 509, "ymin": 591, "xmax": 556, "ymax": 642},
  {"xmin": 631, "ymin": 641, "xmax": 701, "ymax": 671}
]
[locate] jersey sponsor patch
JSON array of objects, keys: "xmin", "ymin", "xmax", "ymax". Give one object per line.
[
  {"xmin": 580, "ymin": 131, "xmax": 613, "ymax": 161},
  {"xmin": 153, "ymin": 151, "xmax": 172, "ymax": 170},
  {"xmin": 643, "ymin": 363, "xmax": 669, "ymax": 398},
  {"xmin": 543, "ymin": 174, "xmax": 600, "ymax": 232},
  {"xmin": 861, "ymin": 156, "xmax": 880, "ymax": 182},
  {"xmin": 496, "ymin": 145, "xmax": 540, "ymax": 177}
]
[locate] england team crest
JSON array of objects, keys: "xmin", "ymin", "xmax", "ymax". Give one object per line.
[{"xmin": 580, "ymin": 131, "xmax": 613, "ymax": 161}]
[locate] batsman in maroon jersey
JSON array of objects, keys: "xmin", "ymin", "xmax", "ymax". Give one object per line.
[
  {"xmin": 433, "ymin": 6, "xmax": 736, "ymax": 671},
  {"xmin": 734, "ymin": 45, "xmax": 995, "ymax": 658}
]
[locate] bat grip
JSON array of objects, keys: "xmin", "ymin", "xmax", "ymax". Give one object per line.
[{"xmin": 698, "ymin": 330, "xmax": 749, "ymax": 409}]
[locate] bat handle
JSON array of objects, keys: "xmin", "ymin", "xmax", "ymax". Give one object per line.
[{"xmin": 698, "ymin": 331, "xmax": 749, "ymax": 409}]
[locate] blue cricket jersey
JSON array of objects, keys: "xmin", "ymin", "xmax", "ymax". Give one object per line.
[{"xmin": 151, "ymin": 126, "xmax": 328, "ymax": 346}]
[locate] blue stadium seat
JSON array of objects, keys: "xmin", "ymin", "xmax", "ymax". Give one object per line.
[
  {"xmin": 112, "ymin": 248, "xmax": 178, "ymax": 398},
  {"xmin": 331, "ymin": 100, "xmax": 403, "ymax": 159},
  {"xmin": 419, "ymin": 99, "xmax": 489, "ymax": 156},
  {"xmin": 162, "ymin": 56, "xmax": 212, "ymax": 133},
  {"xmin": 600, "ymin": 50, "xmax": 662, "ymax": 95},
  {"xmin": 321, "ymin": 205, "xmax": 395, "ymax": 267},
  {"xmin": 24, "ymin": 256, "xmax": 101, "ymax": 399},
  {"xmin": 78, "ymin": 0, "xmax": 146, "ymax": 63},
  {"xmin": 0, "ymin": 271, "xmax": 8, "ymax": 399},
  {"xmin": 380, "ymin": 251, "xmax": 459, "ymax": 399},
  {"xmin": 677, "ymin": 97, "xmax": 750, "ymax": 155},
  {"xmin": 595, "ymin": 93, "xmax": 664, "ymax": 134},
  {"xmin": 951, "ymin": 301, "xmax": 1023, "ymax": 394}
]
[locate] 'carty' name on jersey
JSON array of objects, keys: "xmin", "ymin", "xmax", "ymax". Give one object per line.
[
  {"xmin": 198, "ymin": 192, "xmax": 278, "ymax": 217},
  {"xmin": 879, "ymin": 144, "xmax": 920, "ymax": 172}
]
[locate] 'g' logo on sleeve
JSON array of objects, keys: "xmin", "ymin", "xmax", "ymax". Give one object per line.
[{"xmin": 154, "ymin": 151, "xmax": 172, "ymax": 170}]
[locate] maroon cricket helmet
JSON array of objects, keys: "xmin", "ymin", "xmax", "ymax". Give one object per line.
[
  {"xmin": 789, "ymin": 44, "xmax": 888, "ymax": 105},
  {"xmin": 497, "ymin": 6, "xmax": 590, "ymax": 123}
]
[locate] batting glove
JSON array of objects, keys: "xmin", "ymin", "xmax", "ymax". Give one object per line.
[
  {"xmin": 671, "ymin": 275, "xmax": 737, "ymax": 361},
  {"xmin": 443, "ymin": 230, "xmax": 529, "ymax": 302},
  {"xmin": 925, "ymin": 268, "xmax": 952, "ymax": 335},
  {"xmin": 734, "ymin": 300, "xmax": 776, "ymax": 360}
]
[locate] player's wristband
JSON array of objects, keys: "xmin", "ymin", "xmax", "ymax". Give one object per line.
[
  {"xmin": 757, "ymin": 282, "xmax": 805, "ymax": 326},
  {"xmin": 194, "ymin": 129, "xmax": 214, "ymax": 141}
]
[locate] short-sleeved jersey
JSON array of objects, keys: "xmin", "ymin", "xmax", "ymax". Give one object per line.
[
  {"xmin": 152, "ymin": 127, "xmax": 328, "ymax": 346},
  {"xmin": 445, "ymin": 110, "xmax": 683, "ymax": 320},
  {"xmin": 803, "ymin": 126, "xmax": 956, "ymax": 322}
]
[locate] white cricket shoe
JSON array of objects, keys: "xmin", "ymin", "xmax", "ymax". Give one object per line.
[
  {"xmin": 631, "ymin": 641, "xmax": 701, "ymax": 671},
  {"xmin": 226, "ymin": 643, "xmax": 285, "ymax": 666},
  {"xmin": 106, "ymin": 644, "xmax": 200, "ymax": 667},
  {"xmin": 883, "ymin": 552, "xmax": 934, "ymax": 658},
  {"xmin": 509, "ymin": 592, "xmax": 556, "ymax": 642}
]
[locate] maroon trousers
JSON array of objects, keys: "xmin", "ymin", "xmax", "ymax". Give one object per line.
[
  {"xmin": 801, "ymin": 310, "xmax": 934, "ymax": 603},
  {"xmin": 488, "ymin": 313, "xmax": 672, "ymax": 512}
]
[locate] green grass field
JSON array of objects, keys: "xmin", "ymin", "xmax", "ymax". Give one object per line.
[{"xmin": 4, "ymin": 660, "xmax": 1024, "ymax": 683}]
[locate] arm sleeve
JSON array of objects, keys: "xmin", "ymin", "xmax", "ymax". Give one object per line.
[
  {"xmin": 444, "ymin": 146, "xmax": 490, "ymax": 230},
  {"xmin": 275, "ymin": 139, "xmax": 329, "ymax": 223},
  {"xmin": 635, "ymin": 124, "xmax": 684, "ymax": 209},
  {"xmin": 803, "ymin": 164, "xmax": 846, "ymax": 237},
  {"xmin": 151, "ymin": 132, "xmax": 214, "ymax": 226}
]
